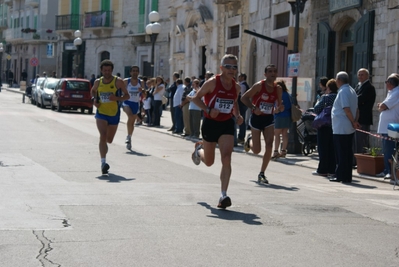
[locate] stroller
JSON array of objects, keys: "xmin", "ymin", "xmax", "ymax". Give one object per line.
[{"xmin": 296, "ymin": 108, "xmax": 318, "ymax": 156}]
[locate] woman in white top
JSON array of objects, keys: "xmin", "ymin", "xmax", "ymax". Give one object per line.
[{"xmin": 152, "ymin": 76, "xmax": 165, "ymax": 127}]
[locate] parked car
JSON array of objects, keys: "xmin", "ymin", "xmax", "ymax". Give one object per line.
[
  {"xmin": 51, "ymin": 78, "xmax": 93, "ymax": 114},
  {"xmin": 37, "ymin": 78, "xmax": 60, "ymax": 108},
  {"xmin": 31, "ymin": 77, "xmax": 46, "ymax": 105}
]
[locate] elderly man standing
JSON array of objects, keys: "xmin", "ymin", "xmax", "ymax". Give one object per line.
[
  {"xmin": 330, "ymin": 71, "xmax": 360, "ymax": 183},
  {"xmin": 377, "ymin": 74, "xmax": 399, "ymax": 181},
  {"xmin": 354, "ymin": 68, "xmax": 376, "ymax": 160}
]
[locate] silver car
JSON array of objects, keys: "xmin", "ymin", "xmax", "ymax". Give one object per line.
[
  {"xmin": 31, "ymin": 77, "xmax": 46, "ymax": 105},
  {"xmin": 37, "ymin": 78, "xmax": 60, "ymax": 108}
]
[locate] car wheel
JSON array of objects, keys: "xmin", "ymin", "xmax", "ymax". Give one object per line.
[
  {"xmin": 40, "ymin": 97, "xmax": 45, "ymax": 109},
  {"xmin": 36, "ymin": 97, "xmax": 41, "ymax": 107},
  {"xmin": 50, "ymin": 101, "xmax": 55, "ymax": 111},
  {"xmin": 88, "ymin": 107, "xmax": 93, "ymax": 114},
  {"xmin": 80, "ymin": 108, "xmax": 85, "ymax": 114},
  {"xmin": 31, "ymin": 96, "xmax": 36, "ymax": 105},
  {"xmin": 57, "ymin": 102, "xmax": 62, "ymax": 112}
]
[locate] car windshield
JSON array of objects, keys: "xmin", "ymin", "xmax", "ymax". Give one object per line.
[
  {"xmin": 45, "ymin": 80, "xmax": 59, "ymax": 90},
  {"xmin": 66, "ymin": 81, "xmax": 90, "ymax": 91}
]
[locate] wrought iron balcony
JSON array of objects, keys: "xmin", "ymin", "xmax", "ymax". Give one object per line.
[
  {"xmin": 84, "ymin": 10, "xmax": 114, "ymax": 29},
  {"xmin": 55, "ymin": 14, "xmax": 82, "ymax": 31}
]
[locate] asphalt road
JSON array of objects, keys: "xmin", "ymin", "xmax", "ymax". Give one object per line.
[{"xmin": 1, "ymin": 91, "xmax": 398, "ymax": 267}]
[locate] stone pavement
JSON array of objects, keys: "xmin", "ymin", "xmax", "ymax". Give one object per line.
[{"xmin": 2, "ymin": 85, "xmax": 392, "ymax": 185}]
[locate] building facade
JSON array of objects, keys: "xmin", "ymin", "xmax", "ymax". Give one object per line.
[
  {"xmin": 55, "ymin": 0, "xmax": 170, "ymax": 79},
  {"xmin": 0, "ymin": 0, "xmax": 58, "ymax": 83}
]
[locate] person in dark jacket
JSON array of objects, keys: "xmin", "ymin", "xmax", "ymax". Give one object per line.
[
  {"xmin": 167, "ymin": 72, "xmax": 179, "ymax": 131},
  {"xmin": 354, "ymin": 68, "xmax": 376, "ymax": 161}
]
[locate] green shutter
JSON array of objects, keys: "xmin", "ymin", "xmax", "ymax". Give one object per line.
[
  {"xmin": 71, "ymin": 0, "xmax": 80, "ymax": 29},
  {"xmin": 34, "ymin": 16, "xmax": 37, "ymax": 29},
  {"xmin": 151, "ymin": 0, "xmax": 158, "ymax": 12},
  {"xmin": 138, "ymin": 0, "xmax": 145, "ymax": 33},
  {"xmin": 101, "ymin": 0, "xmax": 110, "ymax": 11},
  {"xmin": 26, "ymin": 16, "xmax": 30, "ymax": 28}
]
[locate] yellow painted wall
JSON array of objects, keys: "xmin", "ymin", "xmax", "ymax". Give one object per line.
[
  {"xmin": 59, "ymin": 0, "xmax": 70, "ymax": 15},
  {"xmin": 92, "ymin": 0, "xmax": 100, "ymax": 11},
  {"xmin": 82, "ymin": 1, "xmax": 89, "ymax": 13}
]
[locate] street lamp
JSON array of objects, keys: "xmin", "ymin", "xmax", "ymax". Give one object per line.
[
  {"xmin": 73, "ymin": 30, "xmax": 82, "ymax": 78},
  {"xmin": 0, "ymin": 43, "xmax": 3, "ymax": 91},
  {"xmin": 145, "ymin": 11, "xmax": 161, "ymax": 77},
  {"xmin": 287, "ymin": 0, "xmax": 307, "ymax": 154}
]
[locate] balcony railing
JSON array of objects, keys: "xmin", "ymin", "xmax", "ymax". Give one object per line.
[
  {"xmin": 84, "ymin": 11, "xmax": 114, "ymax": 28},
  {"xmin": 25, "ymin": 0, "xmax": 39, "ymax": 7},
  {"xmin": 55, "ymin": 14, "xmax": 82, "ymax": 31}
]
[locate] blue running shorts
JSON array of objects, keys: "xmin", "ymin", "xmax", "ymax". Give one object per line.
[
  {"xmin": 122, "ymin": 101, "xmax": 139, "ymax": 114},
  {"xmin": 95, "ymin": 110, "xmax": 121, "ymax": 125}
]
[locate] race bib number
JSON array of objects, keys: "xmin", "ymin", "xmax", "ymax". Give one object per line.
[
  {"xmin": 99, "ymin": 92, "xmax": 112, "ymax": 103},
  {"xmin": 214, "ymin": 98, "xmax": 234, "ymax": 114},
  {"xmin": 128, "ymin": 90, "xmax": 140, "ymax": 101},
  {"xmin": 259, "ymin": 102, "xmax": 273, "ymax": 114}
]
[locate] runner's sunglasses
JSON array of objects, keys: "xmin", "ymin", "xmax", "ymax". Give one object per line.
[{"xmin": 222, "ymin": 64, "xmax": 238, "ymax": 70}]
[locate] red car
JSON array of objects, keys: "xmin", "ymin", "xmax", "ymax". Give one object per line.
[{"xmin": 51, "ymin": 78, "xmax": 93, "ymax": 114}]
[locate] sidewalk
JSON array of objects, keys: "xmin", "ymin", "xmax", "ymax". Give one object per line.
[{"xmin": 3, "ymin": 85, "xmax": 392, "ymax": 185}]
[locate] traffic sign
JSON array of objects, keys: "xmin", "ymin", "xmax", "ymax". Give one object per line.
[
  {"xmin": 30, "ymin": 57, "xmax": 39, "ymax": 67},
  {"xmin": 6, "ymin": 54, "xmax": 11, "ymax": 60}
]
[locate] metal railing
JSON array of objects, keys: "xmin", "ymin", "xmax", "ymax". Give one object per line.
[
  {"xmin": 84, "ymin": 10, "xmax": 114, "ymax": 28},
  {"xmin": 55, "ymin": 14, "xmax": 82, "ymax": 31}
]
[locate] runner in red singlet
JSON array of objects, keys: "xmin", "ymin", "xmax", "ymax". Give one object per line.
[
  {"xmin": 241, "ymin": 64, "xmax": 283, "ymax": 184},
  {"xmin": 191, "ymin": 54, "xmax": 243, "ymax": 209}
]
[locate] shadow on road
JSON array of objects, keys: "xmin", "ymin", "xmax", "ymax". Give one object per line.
[
  {"xmin": 251, "ymin": 181, "xmax": 300, "ymax": 191},
  {"xmin": 97, "ymin": 173, "xmax": 136, "ymax": 183},
  {"xmin": 343, "ymin": 180, "xmax": 377, "ymax": 189},
  {"xmin": 197, "ymin": 202, "xmax": 262, "ymax": 225},
  {"xmin": 126, "ymin": 150, "xmax": 150, "ymax": 157}
]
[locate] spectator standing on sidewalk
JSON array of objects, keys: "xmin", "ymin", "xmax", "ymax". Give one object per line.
[
  {"xmin": 152, "ymin": 76, "xmax": 165, "ymax": 127},
  {"xmin": 167, "ymin": 72, "xmax": 179, "ymax": 132},
  {"xmin": 173, "ymin": 78, "xmax": 185, "ymax": 134},
  {"xmin": 329, "ymin": 71, "xmax": 360, "ymax": 183},
  {"xmin": 354, "ymin": 68, "xmax": 376, "ymax": 161},
  {"xmin": 377, "ymin": 73, "xmax": 399, "ymax": 181},
  {"xmin": 187, "ymin": 79, "xmax": 202, "ymax": 139},
  {"xmin": 181, "ymin": 77, "xmax": 192, "ymax": 137},
  {"xmin": 272, "ymin": 80, "xmax": 291, "ymax": 159},
  {"xmin": 237, "ymin": 73, "xmax": 250, "ymax": 144},
  {"xmin": 312, "ymin": 79, "xmax": 338, "ymax": 177}
]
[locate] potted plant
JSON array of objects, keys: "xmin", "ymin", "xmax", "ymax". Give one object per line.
[{"xmin": 354, "ymin": 147, "xmax": 384, "ymax": 176}]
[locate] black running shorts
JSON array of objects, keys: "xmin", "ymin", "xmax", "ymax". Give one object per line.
[
  {"xmin": 249, "ymin": 114, "xmax": 274, "ymax": 131},
  {"xmin": 201, "ymin": 117, "xmax": 235, "ymax": 142}
]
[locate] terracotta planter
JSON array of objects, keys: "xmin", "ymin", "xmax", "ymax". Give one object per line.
[{"xmin": 354, "ymin": 153, "xmax": 384, "ymax": 176}]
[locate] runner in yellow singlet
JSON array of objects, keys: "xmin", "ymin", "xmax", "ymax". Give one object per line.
[{"xmin": 91, "ymin": 60, "xmax": 129, "ymax": 175}]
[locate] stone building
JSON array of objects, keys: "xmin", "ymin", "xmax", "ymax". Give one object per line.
[
  {"xmin": 170, "ymin": 0, "xmax": 399, "ymax": 129},
  {"xmin": 0, "ymin": 0, "xmax": 58, "ymax": 83},
  {"xmin": 55, "ymin": 0, "xmax": 170, "ymax": 79}
]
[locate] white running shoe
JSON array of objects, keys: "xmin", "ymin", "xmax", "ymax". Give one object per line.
[
  {"xmin": 244, "ymin": 134, "xmax": 252, "ymax": 152},
  {"xmin": 191, "ymin": 142, "xmax": 203, "ymax": 165},
  {"xmin": 125, "ymin": 136, "xmax": 131, "ymax": 150}
]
